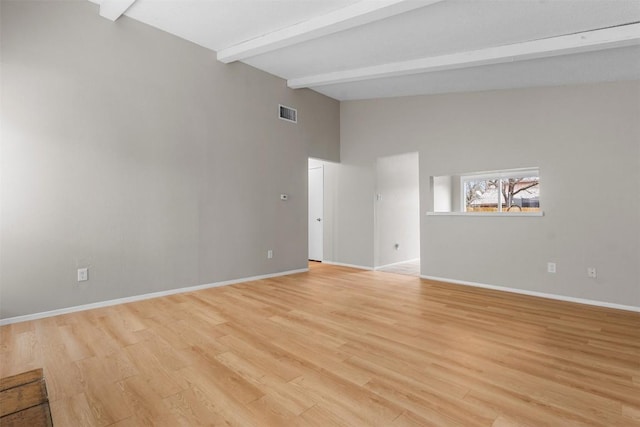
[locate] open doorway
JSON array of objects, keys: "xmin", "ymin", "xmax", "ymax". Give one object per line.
[
  {"xmin": 374, "ymin": 152, "xmax": 420, "ymax": 276},
  {"xmin": 308, "ymin": 159, "xmax": 323, "ymax": 262}
]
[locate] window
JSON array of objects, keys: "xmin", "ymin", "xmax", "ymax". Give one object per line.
[
  {"xmin": 428, "ymin": 167, "xmax": 541, "ymax": 216},
  {"xmin": 462, "ymin": 169, "xmax": 540, "ymax": 213}
]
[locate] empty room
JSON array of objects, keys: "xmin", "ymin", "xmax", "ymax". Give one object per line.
[{"xmin": 1, "ymin": 0, "xmax": 639, "ymax": 426}]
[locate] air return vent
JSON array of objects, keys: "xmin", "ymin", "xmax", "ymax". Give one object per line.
[{"xmin": 279, "ymin": 104, "xmax": 297, "ymax": 123}]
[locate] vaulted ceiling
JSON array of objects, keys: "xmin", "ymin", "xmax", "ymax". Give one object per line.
[{"xmin": 90, "ymin": 0, "xmax": 640, "ymax": 100}]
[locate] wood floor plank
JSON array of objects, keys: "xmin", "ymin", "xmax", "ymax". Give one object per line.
[
  {"xmin": 74, "ymin": 357, "xmax": 134, "ymax": 424},
  {"xmin": 0, "ymin": 263, "xmax": 638, "ymax": 426},
  {"xmin": 392, "ymin": 410, "xmax": 441, "ymax": 427},
  {"xmin": 297, "ymin": 403, "xmax": 352, "ymax": 427},
  {"xmin": 49, "ymin": 392, "xmax": 103, "ymax": 427},
  {"xmin": 118, "ymin": 375, "xmax": 181, "ymax": 427},
  {"xmin": 122, "ymin": 341, "xmax": 184, "ymax": 399},
  {"xmin": 163, "ymin": 386, "xmax": 231, "ymax": 426}
]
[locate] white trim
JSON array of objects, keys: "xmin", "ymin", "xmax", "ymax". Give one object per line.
[
  {"xmin": 288, "ymin": 23, "xmax": 640, "ymax": 88},
  {"xmin": 374, "ymin": 258, "xmax": 420, "ymax": 271},
  {"xmin": 217, "ymin": 0, "xmax": 443, "ymax": 63},
  {"xmin": 426, "ymin": 211, "xmax": 544, "ymax": 217},
  {"xmin": 0, "ymin": 268, "xmax": 308, "ymax": 326},
  {"xmin": 322, "ymin": 261, "xmax": 373, "ymax": 271},
  {"xmin": 98, "ymin": 0, "xmax": 137, "ymax": 21},
  {"xmin": 420, "ymin": 275, "xmax": 640, "ymax": 313},
  {"xmin": 462, "ymin": 167, "xmax": 539, "ymax": 181}
]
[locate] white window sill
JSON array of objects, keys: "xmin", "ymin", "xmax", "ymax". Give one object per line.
[{"xmin": 426, "ymin": 211, "xmax": 544, "ymax": 217}]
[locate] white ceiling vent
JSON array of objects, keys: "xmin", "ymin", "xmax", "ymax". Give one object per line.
[{"xmin": 279, "ymin": 104, "xmax": 297, "ymax": 123}]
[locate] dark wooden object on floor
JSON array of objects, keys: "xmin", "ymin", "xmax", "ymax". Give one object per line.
[{"xmin": 0, "ymin": 368, "xmax": 53, "ymax": 426}]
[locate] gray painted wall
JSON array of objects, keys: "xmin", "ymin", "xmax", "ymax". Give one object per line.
[
  {"xmin": 375, "ymin": 152, "xmax": 420, "ymax": 267},
  {"xmin": 337, "ymin": 81, "xmax": 640, "ymax": 307},
  {"xmin": 0, "ymin": 0, "xmax": 339, "ymax": 318}
]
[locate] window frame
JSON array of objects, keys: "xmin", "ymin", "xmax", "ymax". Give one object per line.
[{"xmin": 461, "ymin": 167, "xmax": 540, "ymax": 213}]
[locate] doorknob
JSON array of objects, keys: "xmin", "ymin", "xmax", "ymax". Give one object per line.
[{"xmin": 316, "ymin": 218, "xmax": 322, "ymax": 222}]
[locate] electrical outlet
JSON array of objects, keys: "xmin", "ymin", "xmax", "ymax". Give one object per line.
[
  {"xmin": 77, "ymin": 267, "xmax": 88, "ymax": 282},
  {"xmin": 547, "ymin": 262, "xmax": 556, "ymax": 274},
  {"xmin": 267, "ymin": 250, "xmax": 273, "ymax": 259},
  {"xmin": 587, "ymin": 267, "xmax": 597, "ymax": 278}
]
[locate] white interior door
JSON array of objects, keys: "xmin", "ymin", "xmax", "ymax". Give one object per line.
[{"xmin": 308, "ymin": 166, "xmax": 323, "ymax": 261}]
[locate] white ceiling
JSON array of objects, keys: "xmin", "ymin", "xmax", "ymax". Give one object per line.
[{"xmin": 92, "ymin": 0, "xmax": 640, "ymax": 100}]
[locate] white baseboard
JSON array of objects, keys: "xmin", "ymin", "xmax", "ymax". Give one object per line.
[
  {"xmin": 6, "ymin": 268, "xmax": 634, "ymax": 325},
  {"xmin": 420, "ymin": 275, "xmax": 640, "ymax": 313},
  {"xmin": 322, "ymin": 261, "xmax": 373, "ymax": 271},
  {"xmin": 0, "ymin": 268, "xmax": 309, "ymax": 326},
  {"xmin": 374, "ymin": 258, "xmax": 420, "ymax": 271}
]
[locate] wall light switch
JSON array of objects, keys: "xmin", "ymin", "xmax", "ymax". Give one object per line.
[
  {"xmin": 77, "ymin": 267, "xmax": 88, "ymax": 282},
  {"xmin": 547, "ymin": 262, "xmax": 556, "ymax": 274}
]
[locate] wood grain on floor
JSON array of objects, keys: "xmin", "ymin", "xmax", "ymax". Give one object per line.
[
  {"xmin": 1, "ymin": 263, "xmax": 638, "ymax": 426},
  {"xmin": 376, "ymin": 259, "xmax": 420, "ymax": 276}
]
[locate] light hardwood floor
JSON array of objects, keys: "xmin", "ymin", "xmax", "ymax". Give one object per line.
[
  {"xmin": 376, "ymin": 260, "xmax": 421, "ymax": 277},
  {"xmin": 1, "ymin": 263, "xmax": 639, "ymax": 426}
]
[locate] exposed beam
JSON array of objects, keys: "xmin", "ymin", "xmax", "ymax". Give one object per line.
[
  {"xmin": 217, "ymin": 0, "xmax": 444, "ymax": 64},
  {"xmin": 288, "ymin": 23, "xmax": 640, "ymax": 89},
  {"xmin": 99, "ymin": 0, "xmax": 137, "ymax": 22}
]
